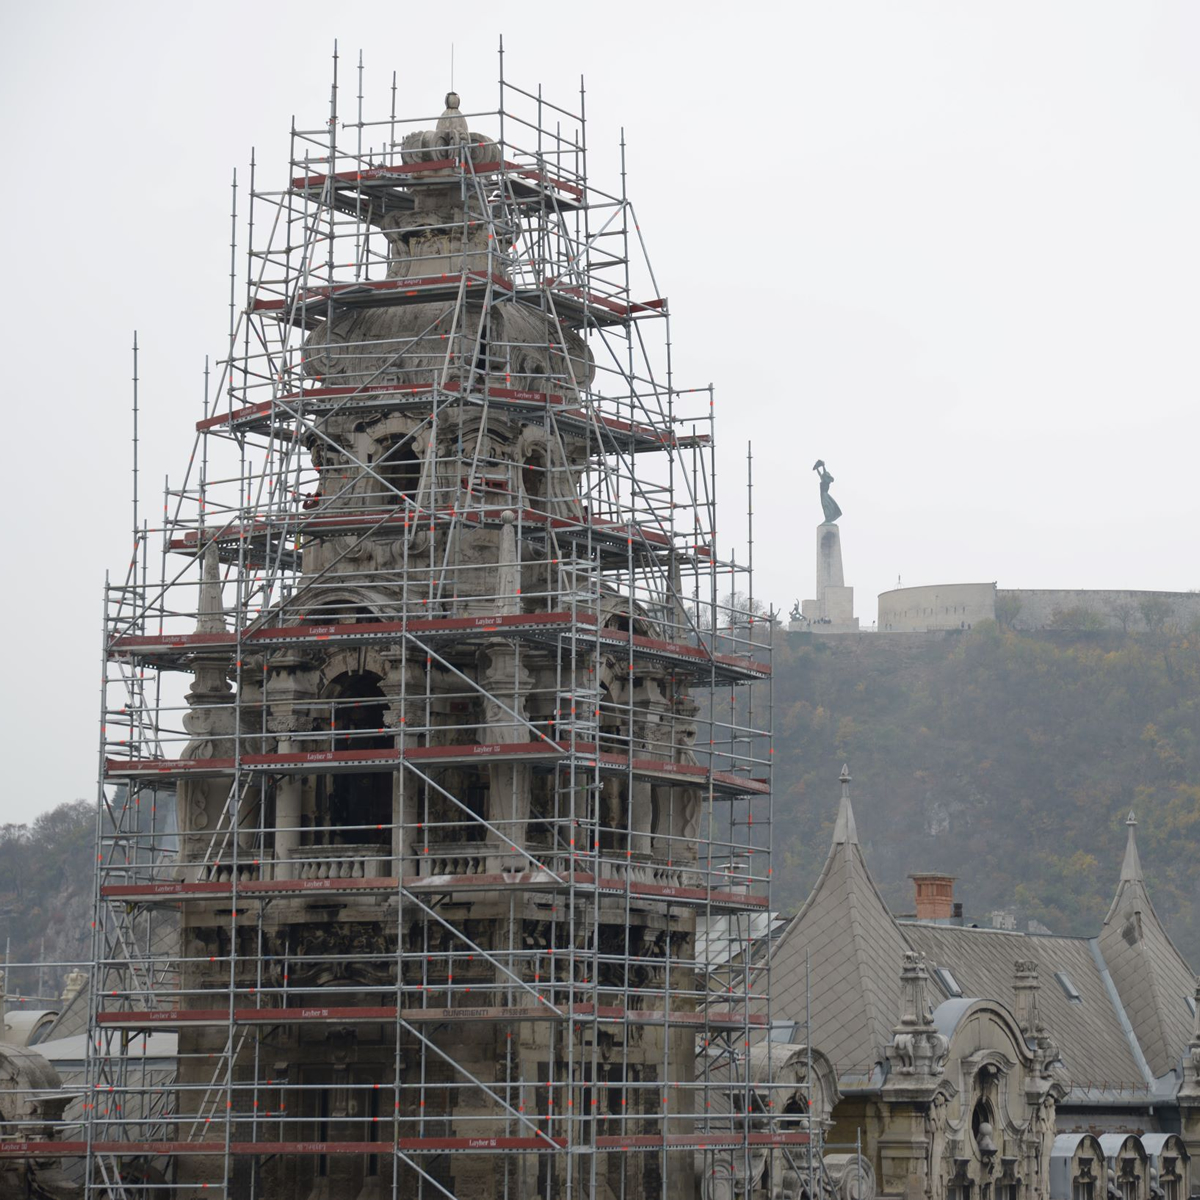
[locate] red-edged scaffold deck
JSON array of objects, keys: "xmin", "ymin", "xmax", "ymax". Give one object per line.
[
  {"xmin": 248, "ymin": 270, "xmax": 664, "ymax": 330},
  {"xmin": 251, "ymin": 271, "xmax": 512, "ymax": 317},
  {"xmin": 104, "ymin": 742, "xmax": 770, "ymax": 797},
  {"xmin": 162, "ymin": 514, "xmax": 713, "ymax": 575},
  {"xmin": 108, "ymin": 610, "xmax": 769, "ymax": 684},
  {"xmin": 165, "ymin": 507, "xmax": 686, "ymax": 566},
  {"xmin": 99, "ymin": 869, "xmax": 769, "ymax": 912},
  {"xmin": 95, "ymin": 1005, "xmax": 766, "ymax": 1031},
  {"xmin": 291, "ymin": 155, "xmax": 587, "ymax": 201},
  {"xmin": 0, "ymin": 1131, "xmax": 808, "ymax": 1158},
  {"xmin": 196, "ymin": 381, "xmax": 705, "ymax": 456}
]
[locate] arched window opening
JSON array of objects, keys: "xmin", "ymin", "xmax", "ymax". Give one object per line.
[
  {"xmin": 523, "ymin": 449, "xmax": 548, "ymax": 508},
  {"xmin": 317, "ymin": 671, "xmax": 391, "ymax": 848},
  {"xmin": 376, "ymin": 438, "xmax": 420, "ymax": 506}
]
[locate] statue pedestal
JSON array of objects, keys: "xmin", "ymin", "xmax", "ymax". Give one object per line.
[
  {"xmin": 817, "ymin": 522, "xmax": 845, "ymax": 591},
  {"xmin": 801, "ymin": 522, "xmax": 859, "ymax": 632}
]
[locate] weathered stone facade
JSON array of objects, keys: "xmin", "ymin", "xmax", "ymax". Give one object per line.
[{"xmin": 76, "ymin": 83, "xmax": 787, "ymax": 1200}]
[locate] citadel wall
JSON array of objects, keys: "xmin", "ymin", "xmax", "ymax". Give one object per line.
[
  {"xmin": 1001, "ymin": 588, "xmax": 1200, "ymax": 632},
  {"xmin": 875, "ymin": 584, "xmax": 1200, "ymax": 634},
  {"xmin": 877, "ymin": 583, "xmax": 996, "ymax": 632}
]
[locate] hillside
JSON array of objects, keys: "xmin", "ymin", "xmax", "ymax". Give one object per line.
[
  {"xmin": 0, "ymin": 800, "xmax": 94, "ymax": 1002},
  {"xmin": 770, "ymin": 622, "xmax": 1200, "ymax": 964}
]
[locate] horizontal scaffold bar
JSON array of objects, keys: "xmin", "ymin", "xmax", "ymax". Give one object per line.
[
  {"xmin": 99, "ymin": 868, "xmax": 769, "ymax": 911},
  {"xmin": 108, "ymin": 610, "xmax": 769, "ymax": 683},
  {"xmin": 103, "ymin": 742, "xmax": 770, "ymax": 797},
  {"xmin": 295, "ymin": 154, "xmax": 585, "ymax": 199},
  {"xmin": 291, "ymin": 155, "xmax": 586, "ymax": 201},
  {"xmin": 249, "ymin": 270, "xmax": 664, "ymax": 329},
  {"xmin": 0, "ymin": 1131, "xmax": 808, "ymax": 1158},
  {"xmin": 165, "ymin": 507, "xmax": 703, "ymax": 568},
  {"xmin": 196, "ymin": 381, "xmax": 708, "ymax": 455},
  {"xmin": 250, "ymin": 270, "xmax": 512, "ymax": 316},
  {"xmin": 95, "ymin": 1005, "xmax": 766, "ymax": 1030}
]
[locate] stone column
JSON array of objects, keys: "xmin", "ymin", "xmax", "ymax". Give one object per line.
[
  {"xmin": 266, "ymin": 652, "xmax": 318, "ymax": 880},
  {"xmin": 478, "ymin": 643, "xmax": 533, "ymax": 856},
  {"xmin": 665, "ymin": 692, "xmax": 702, "ymax": 864},
  {"xmin": 882, "ymin": 953, "xmax": 953, "ymax": 1200},
  {"xmin": 381, "ymin": 653, "xmax": 427, "ymax": 873},
  {"xmin": 274, "ymin": 739, "xmax": 302, "ymax": 880},
  {"xmin": 630, "ymin": 673, "xmax": 671, "ymax": 859}
]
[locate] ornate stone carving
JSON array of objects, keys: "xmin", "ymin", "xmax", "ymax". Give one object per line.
[
  {"xmin": 1012, "ymin": 959, "xmax": 1060, "ymax": 1078},
  {"xmin": 887, "ymin": 953, "xmax": 950, "ymax": 1078}
]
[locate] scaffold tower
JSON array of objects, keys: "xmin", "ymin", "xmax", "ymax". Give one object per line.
[{"xmin": 8, "ymin": 49, "xmax": 801, "ymax": 1200}]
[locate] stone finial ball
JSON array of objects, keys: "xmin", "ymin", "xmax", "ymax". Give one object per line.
[
  {"xmin": 445, "ymin": 91, "xmax": 460, "ymax": 109},
  {"xmin": 501, "ymin": 509, "xmax": 516, "ymax": 525}
]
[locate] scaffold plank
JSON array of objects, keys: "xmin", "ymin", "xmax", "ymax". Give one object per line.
[
  {"xmin": 195, "ymin": 380, "xmax": 698, "ymax": 455},
  {"xmin": 94, "ymin": 1005, "xmax": 764, "ymax": 1031},
  {"xmin": 108, "ymin": 610, "xmax": 769, "ymax": 682},
  {"xmin": 165, "ymin": 507, "xmax": 682, "ymax": 567},
  {"xmin": 250, "ymin": 271, "xmax": 514, "ymax": 316},
  {"xmin": 0, "ymin": 1131, "xmax": 807, "ymax": 1158},
  {"xmin": 103, "ymin": 742, "xmax": 770, "ymax": 796},
  {"xmin": 291, "ymin": 156, "xmax": 585, "ymax": 201},
  {"xmin": 250, "ymin": 271, "xmax": 662, "ymax": 330},
  {"xmin": 98, "ymin": 869, "xmax": 769, "ymax": 911}
]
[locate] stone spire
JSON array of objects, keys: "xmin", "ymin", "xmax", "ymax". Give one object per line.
[
  {"xmin": 885, "ymin": 952, "xmax": 949, "ymax": 1080},
  {"xmin": 1013, "ymin": 958, "xmax": 1060, "ymax": 1076},
  {"xmin": 196, "ymin": 542, "xmax": 226, "ymax": 636},
  {"xmin": 832, "ymin": 763, "xmax": 858, "ymax": 845},
  {"xmin": 1120, "ymin": 810, "xmax": 1143, "ymax": 883}
]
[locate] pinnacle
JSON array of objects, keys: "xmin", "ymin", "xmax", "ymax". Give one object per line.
[
  {"xmin": 833, "ymin": 763, "xmax": 858, "ymax": 845},
  {"xmin": 1120, "ymin": 809, "xmax": 1143, "ymax": 883}
]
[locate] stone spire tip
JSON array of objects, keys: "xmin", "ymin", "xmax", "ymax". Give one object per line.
[
  {"xmin": 833, "ymin": 764, "xmax": 858, "ymax": 845},
  {"xmin": 1120, "ymin": 810, "xmax": 1143, "ymax": 883}
]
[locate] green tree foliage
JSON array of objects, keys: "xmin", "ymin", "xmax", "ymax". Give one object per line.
[
  {"xmin": 1139, "ymin": 595, "xmax": 1174, "ymax": 633},
  {"xmin": 1048, "ymin": 606, "xmax": 1105, "ymax": 633},
  {"xmin": 770, "ymin": 626, "xmax": 1200, "ymax": 963}
]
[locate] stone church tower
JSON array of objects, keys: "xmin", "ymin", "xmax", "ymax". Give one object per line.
[{"xmin": 96, "ymin": 79, "xmax": 777, "ymax": 1200}]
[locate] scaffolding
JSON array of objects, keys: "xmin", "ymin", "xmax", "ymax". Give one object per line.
[{"xmin": 0, "ymin": 47, "xmax": 814, "ymax": 1200}]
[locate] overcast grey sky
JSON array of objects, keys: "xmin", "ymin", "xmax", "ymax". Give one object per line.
[{"xmin": 2, "ymin": 1, "xmax": 1197, "ymax": 820}]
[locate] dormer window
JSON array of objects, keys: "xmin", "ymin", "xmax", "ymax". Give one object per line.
[
  {"xmin": 933, "ymin": 966, "xmax": 963, "ymax": 998},
  {"xmin": 767, "ymin": 1021, "xmax": 800, "ymax": 1043},
  {"xmin": 1054, "ymin": 972, "xmax": 1083, "ymax": 1004}
]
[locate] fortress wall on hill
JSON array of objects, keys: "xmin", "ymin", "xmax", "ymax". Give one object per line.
[
  {"xmin": 878, "ymin": 582, "xmax": 997, "ymax": 632},
  {"xmin": 1001, "ymin": 588, "xmax": 1200, "ymax": 632}
]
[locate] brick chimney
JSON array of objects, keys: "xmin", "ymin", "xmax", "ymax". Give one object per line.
[{"xmin": 910, "ymin": 873, "xmax": 956, "ymax": 921}]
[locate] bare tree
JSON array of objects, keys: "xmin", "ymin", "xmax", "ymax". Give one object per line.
[{"xmin": 1106, "ymin": 598, "xmax": 1137, "ymax": 634}]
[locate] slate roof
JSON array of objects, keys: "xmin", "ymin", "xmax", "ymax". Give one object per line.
[
  {"xmin": 1097, "ymin": 815, "xmax": 1196, "ymax": 1078},
  {"xmin": 900, "ymin": 923, "xmax": 1148, "ymax": 1088},
  {"xmin": 768, "ymin": 769, "xmax": 908, "ymax": 1078},
  {"xmin": 776, "ymin": 779, "xmax": 1197, "ymax": 1096}
]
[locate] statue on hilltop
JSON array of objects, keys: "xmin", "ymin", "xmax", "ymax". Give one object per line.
[{"xmin": 813, "ymin": 460, "xmax": 842, "ymax": 524}]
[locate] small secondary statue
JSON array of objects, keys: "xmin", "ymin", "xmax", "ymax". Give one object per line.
[{"xmin": 791, "ymin": 459, "xmax": 859, "ymax": 632}]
